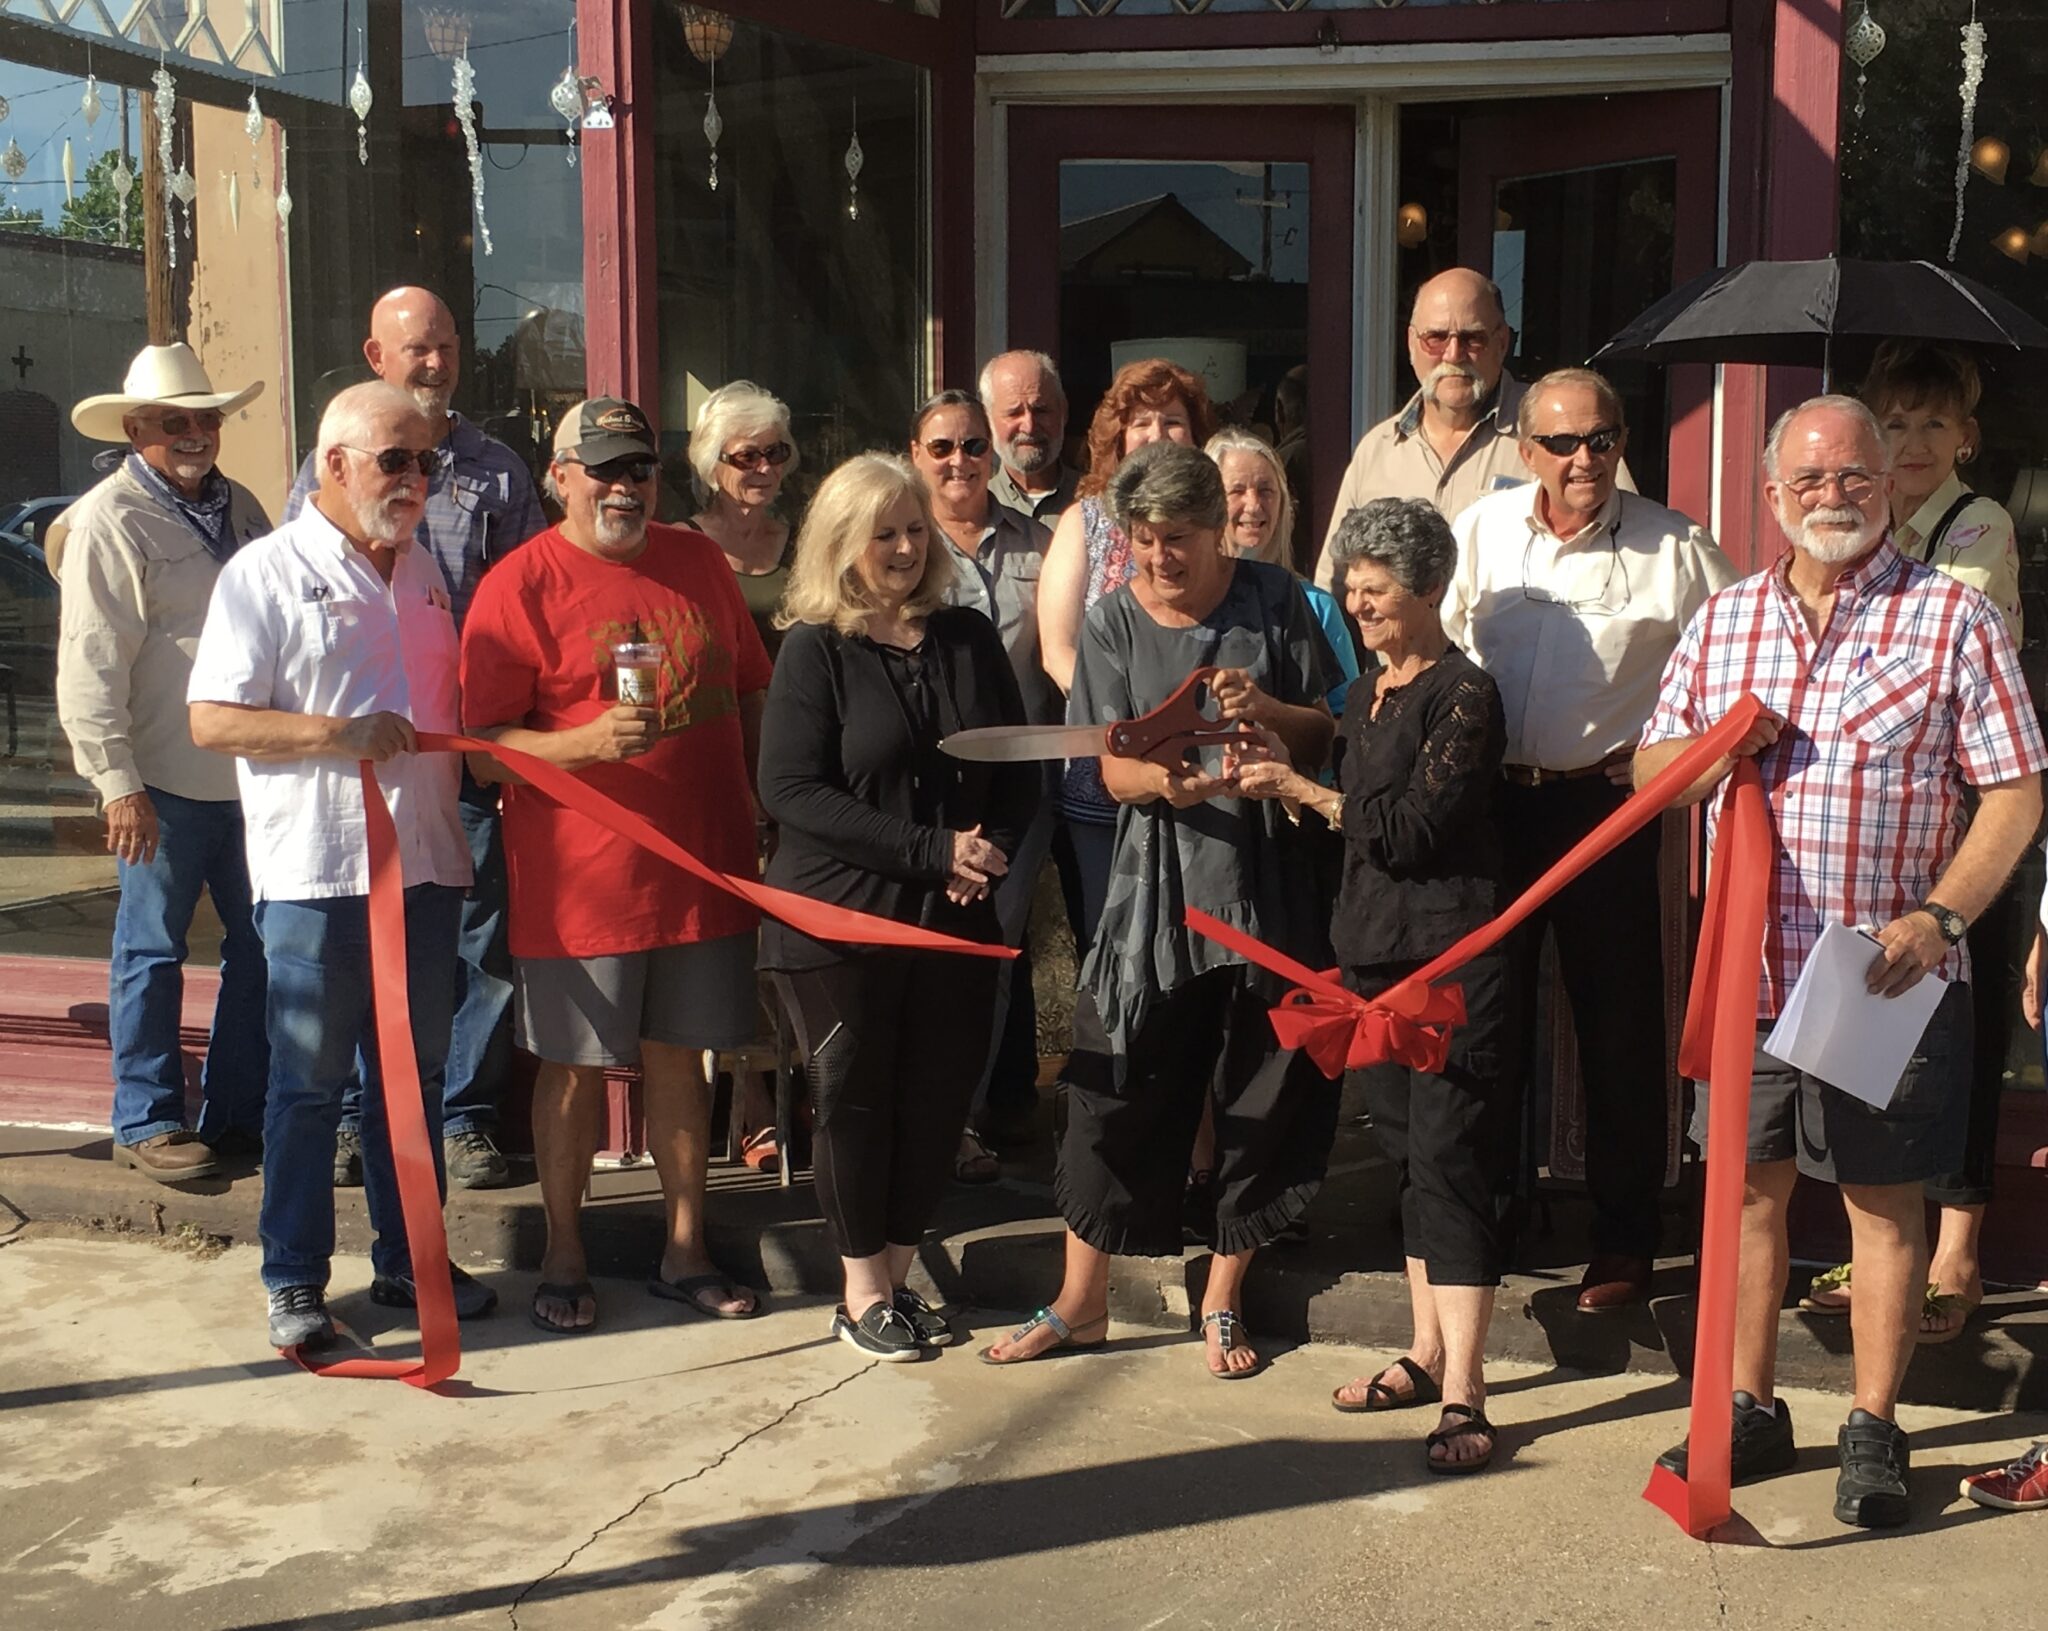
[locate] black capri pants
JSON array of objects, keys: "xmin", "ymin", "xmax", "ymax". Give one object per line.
[
  {"xmin": 774, "ymin": 951, "xmax": 999, "ymax": 1260},
  {"xmin": 1057, "ymin": 965, "xmax": 1340, "ymax": 1258},
  {"xmin": 1348, "ymin": 951, "xmax": 1520, "ymax": 1287}
]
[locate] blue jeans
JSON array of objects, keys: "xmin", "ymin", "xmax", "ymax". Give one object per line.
[
  {"xmin": 255, "ymin": 885, "xmax": 461, "ymax": 1291},
  {"xmin": 340, "ymin": 772, "xmax": 512, "ymax": 1138},
  {"xmin": 109, "ymin": 787, "xmax": 268, "ymax": 1146}
]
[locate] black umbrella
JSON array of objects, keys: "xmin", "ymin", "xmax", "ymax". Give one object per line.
[{"xmin": 1593, "ymin": 256, "xmax": 2048, "ymax": 380}]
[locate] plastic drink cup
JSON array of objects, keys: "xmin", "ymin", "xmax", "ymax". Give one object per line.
[{"xmin": 613, "ymin": 642, "xmax": 661, "ymax": 708}]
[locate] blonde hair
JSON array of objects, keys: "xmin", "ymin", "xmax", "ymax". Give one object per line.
[
  {"xmin": 778, "ymin": 452, "xmax": 956, "ymax": 636},
  {"xmin": 1205, "ymin": 428, "xmax": 1295, "ymax": 571},
  {"xmin": 689, "ymin": 380, "xmax": 798, "ymax": 505}
]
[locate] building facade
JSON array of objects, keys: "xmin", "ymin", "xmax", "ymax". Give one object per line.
[{"xmin": 2, "ymin": 0, "xmax": 2044, "ymax": 1271}]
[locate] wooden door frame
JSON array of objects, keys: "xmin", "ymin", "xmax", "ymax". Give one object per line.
[
  {"xmin": 1006, "ymin": 104, "xmax": 1356, "ymax": 544},
  {"xmin": 1455, "ymin": 89, "xmax": 1723, "ymax": 527}
]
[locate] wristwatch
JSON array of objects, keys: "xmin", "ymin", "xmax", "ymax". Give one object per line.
[{"xmin": 1917, "ymin": 900, "xmax": 1968, "ymax": 946}]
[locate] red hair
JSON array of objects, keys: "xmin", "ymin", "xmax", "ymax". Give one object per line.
[{"xmin": 1076, "ymin": 358, "xmax": 1218, "ymax": 499}]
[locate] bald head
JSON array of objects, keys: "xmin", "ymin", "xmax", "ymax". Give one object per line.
[
  {"xmin": 365, "ymin": 286, "xmax": 460, "ymax": 421},
  {"xmin": 1406, "ymin": 268, "xmax": 1511, "ymax": 418}
]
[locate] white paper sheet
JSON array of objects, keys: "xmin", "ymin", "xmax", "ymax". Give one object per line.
[{"xmin": 1761, "ymin": 921, "xmax": 1947, "ymax": 1109}]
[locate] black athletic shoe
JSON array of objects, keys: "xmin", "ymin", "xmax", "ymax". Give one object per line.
[
  {"xmin": 1656, "ymin": 1390, "xmax": 1798, "ymax": 1484},
  {"xmin": 1835, "ymin": 1410, "xmax": 1912, "ymax": 1528},
  {"xmin": 370, "ymin": 1263, "xmax": 500, "ymax": 1320},
  {"xmin": 267, "ymin": 1284, "xmax": 334, "ymax": 1350},
  {"xmin": 832, "ymin": 1302, "xmax": 924, "ymax": 1361},
  {"xmin": 892, "ymin": 1287, "xmax": 955, "ymax": 1348}
]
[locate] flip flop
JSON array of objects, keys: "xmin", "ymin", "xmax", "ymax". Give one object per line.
[
  {"xmin": 1918, "ymin": 1285, "xmax": 1982, "ymax": 1345},
  {"xmin": 954, "ymin": 1128, "xmax": 1001, "ymax": 1186},
  {"xmin": 1332, "ymin": 1355, "xmax": 1442, "ymax": 1414},
  {"xmin": 530, "ymin": 1279, "xmax": 597, "ymax": 1336},
  {"xmin": 1798, "ymin": 1262, "xmax": 1853, "ymax": 1315},
  {"xmin": 739, "ymin": 1126, "xmax": 781, "ymax": 1176},
  {"xmin": 1426, "ymin": 1403, "xmax": 1497, "ymax": 1476},
  {"xmin": 648, "ymin": 1271, "xmax": 762, "ymax": 1320}
]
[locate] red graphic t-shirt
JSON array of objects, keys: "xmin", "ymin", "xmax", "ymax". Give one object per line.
[{"xmin": 460, "ymin": 523, "xmax": 773, "ymax": 959}]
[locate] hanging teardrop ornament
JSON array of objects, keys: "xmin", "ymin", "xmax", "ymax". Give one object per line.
[
  {"xmin": 703, "ymin": 56, "xmax": 722, "ymax": 193},
  {"xmin": 844, "ymin": 126, "xmax": 864, "ymax": 222},
  {"xmin": 1846, "ymin": 1, "xmax": 1886, "ymax": 122},
  {"xmin": 169, "ymin": 162, "xmax": 197, "ymax": 207},
  {"xmin": 81, "ymin": 75, "xmax": 103, "ymax": 129},
  {"xmin": 3, "ymin": 138, "xmax": 28, "ymax": 184},
  {"xmin": 274, "ymin": 129, "xmax": 292, "ymax": 227},
  {"xmin": 226, "ymin": 169, "xmax": 240, "ymax": 231},
  {"xmin": 111, "ymin": 153, "xmax": 133, "ymax": 243},
  {"xmin": 245, "ymin": 89, "xmax": 264, "ymax": 148},
  {"xmin": 61, "ymin": 138, "xmax": 75, "ymax": 203},
  {"xmin": 549, "ymin": 65, "xmax": 582, "ymax": 168},
  {"xmin": 0, "ymin": 95, "xmax": 12, "ymax": 125},
  {"xmin": 349, "ymin": 48, "xmax": 374, "ymax": 167}
]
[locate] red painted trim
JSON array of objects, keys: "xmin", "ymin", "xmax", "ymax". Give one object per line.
[
  {"xmin": 580, "ymin": 0, "xmax": 660, "ymax": 416},
  {"xmin": 1006, "ymin": 103, "xmax": 1353, "ymax": 543},
  {"xmin": 977, "ymin": 0, "xmax": 1728, "ymax": 54},
  {"xmin": 1716, "ymin": 0, "xmax": 1774, "ymax": 573},
  {"xmin": 1454, "ymin": 90, "xmax": 1722, "ymax": 525},
  {"xmin": 933, "ymin": 8, "xmax": 979, "ymax": 389},
  {"xmin": 710, "ymin": 0, "xmax": 948, "ymax": 69}
]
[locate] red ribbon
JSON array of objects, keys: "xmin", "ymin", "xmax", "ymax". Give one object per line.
[
  {"xmin": 1185, "ymin": 694, "xmax": 1770, "ymax": 1538},
  {"xmin": 289, "ymin": 732, "xmax": 1017, "ymax": 1388}
]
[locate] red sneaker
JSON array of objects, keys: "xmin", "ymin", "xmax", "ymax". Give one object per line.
[{"xmin": 1960, "ymin": 1442, "xmax": 2048, "ymax": 1511}]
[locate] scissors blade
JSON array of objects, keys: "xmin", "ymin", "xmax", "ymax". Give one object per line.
[{"xmin": 939, "ymin": 724, "xmax": 1107, "ymax": 762}]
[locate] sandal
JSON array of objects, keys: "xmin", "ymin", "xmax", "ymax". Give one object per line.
[
  {"xmin": 739, "ymin": 1126, "xmax": 781, "ymax": 1176},
  {"xmin": 1332, "ymin": 1355, "xmax": 1442, "ymax": 1414},
  {"xmin": 1798, "ymin": 1261, "xmax": 1853, "ymax": 1315},
  {"xmin": 955, "ymin": 1128, "xmax": 1001, "ymax": 1186},
  {"xmin": 1202, "ymin": 1310, "xmax": 1264, "ymax": 1380},
  {"xmin": 977, "ymin": 1305, "xmax": 1109, "ymax": 1366},
  {"xmin": 530, "ymin": 1279, "xmax": 597, "ymax": 1336},
  {"xmin": 1426, "ymin": 1403, "xmax": 1497, "ymax": 1476},
  {"xmin": 647, "ymin": 1271, "xmax": 761, "ymax": 1320},
  {"xmin": 1918, "ymin": 1283, "xmax": 1983, "ymax": 1345}
]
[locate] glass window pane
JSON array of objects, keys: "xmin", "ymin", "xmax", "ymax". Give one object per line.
[{"xmin": 654, "ymin": 18, "xmax": 927, "ymax": 514}]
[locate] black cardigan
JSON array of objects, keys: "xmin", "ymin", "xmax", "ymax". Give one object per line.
[{"xmin": 758, "ymin": 607, "xmax": 1040, "ymax": 970}]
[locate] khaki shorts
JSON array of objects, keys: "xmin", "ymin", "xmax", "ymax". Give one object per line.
[{"xmin": 514, "ymin": 932, "xmax": 757, "ymax": 1068}]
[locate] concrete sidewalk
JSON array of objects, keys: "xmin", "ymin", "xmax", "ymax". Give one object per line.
[
  {"xmin": 1, "ymin": 1232, "xmax": 2044, "ymax": 1631},
  {"xmin": 2, "ymin": 1115, "xmax": 2042, "ymax": 1414}
]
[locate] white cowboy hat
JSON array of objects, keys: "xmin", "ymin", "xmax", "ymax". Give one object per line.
[{"xmin": 71, "ymin": 342, "xmax": 264, "ymax": 443}]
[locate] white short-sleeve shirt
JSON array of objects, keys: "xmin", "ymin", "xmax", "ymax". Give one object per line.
[{"xmin": 187, "ymin": 500, "xmax": 471, "ymax": 902}]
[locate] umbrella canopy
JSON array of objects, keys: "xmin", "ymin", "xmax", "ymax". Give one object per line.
[{"xmin": 1594, "ymin": 257, "xmax": 2048, "ymax": 372}]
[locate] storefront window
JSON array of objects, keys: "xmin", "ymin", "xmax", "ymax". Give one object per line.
[
  {"xmin": 653, "ymin": 13, "xmax": 927, "ymax": 515},
  {"xmin": 996, "ymin": 0, "xmax": 1597, "ymax": 14},
  {"xmin": 1841, "ymin": 0, "xmax": 2048, "ymax": 1089},
  {"xmin": 0, "ymin": 3, "xmax": 584, "ymax": 947}
]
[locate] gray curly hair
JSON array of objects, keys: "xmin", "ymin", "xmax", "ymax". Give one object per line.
[
  {"xmin": 1326, "ymin": 497, "xmax": 1457, "ymax": 599},
  {"xmin": 1104, "ymin": 439, "xmax": 1228, "ymax": 536}
]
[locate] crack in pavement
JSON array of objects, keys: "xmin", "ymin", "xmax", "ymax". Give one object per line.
[{"xmin": 505, "ymin": 1357, "xmax": 880, "ymax": 1629}]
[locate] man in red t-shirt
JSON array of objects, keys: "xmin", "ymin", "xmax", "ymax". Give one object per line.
[{"xmin": 461, "ymin": 397, "xmax": 772, "ymax": 1334}]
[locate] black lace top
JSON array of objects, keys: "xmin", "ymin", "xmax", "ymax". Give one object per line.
[{"xmin": 1332, "ymin": 646, "xmax": 1507, "ymax": 969}]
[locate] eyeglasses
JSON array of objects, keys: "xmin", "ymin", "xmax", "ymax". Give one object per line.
[
  {"xmin": 340, "ymin": 445, "xmax": 443, "ymax": 479},
  {"xmin": 1411, "ymin": 326, "xmax": 1498, "ymax": 358},
  {"xmin": 1520, "ymin": 521, "xmax": 1631, "ymax": 618},
  {"xmin": 1526, "ymin": 427, "xmax": 1625, "ymax": 459},
  {"xmin": 920, "ymin": 436, "xmax": 991, "ymax": 461},
  {"xmin": 141, "ymin": 409, "xmax": 224, "ymax": 436},
  {"xmin": 719, "ymin": 442, "xmax": 793, "ymax": 471},
  {"xmin": 569, "ymin": 455, "xmax": 658, "ymax": 485},
  {"xmin": 1784, "ymin": 468, "xmax": 1880, "ymax": 504}
]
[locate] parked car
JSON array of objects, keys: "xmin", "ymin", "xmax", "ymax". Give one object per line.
[{"xmin": 0, "ymin": 495, "xmax": 76, "ymax": 572}]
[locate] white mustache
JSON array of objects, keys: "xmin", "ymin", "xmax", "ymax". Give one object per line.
[{"xmin": 601, "ymin": 496, "xmax": 645, "ymax": 513}]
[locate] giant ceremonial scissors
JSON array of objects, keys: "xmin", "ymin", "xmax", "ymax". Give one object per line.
[{"xmin": 939, "ymin": 665, "xmax": 1258, "ymax": 768}]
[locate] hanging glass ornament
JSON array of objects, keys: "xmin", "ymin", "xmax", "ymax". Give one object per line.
[
  {"xmin": 1948, "ymin": 2, "xmax": 1988, "ymax": 263},
  {"xmin": 451, "ymin": 46, "xmax": 493, "ymax": 255},
  {"xmin": 844, "ymin": 98, "xmax": 864, "ymax": 222},
  {"xmin": 245, "ymin": 89, "xmax": 263, "ymax": 149},
  {"xmin": 349, "ymin": 34, "xmax": 374, "ymax": 166},
  {"xmin": 0, "ymin": 96, "xmax": 12, "ymax": 125},
  {"xmin": 169, "ymin": 161, "xmax": 197, "ymax": 207},
  {"xmin": 1846, "ymin": 2, "xmax": 1885, "ymax": 123},
  {"xmin": 110, "ymin": 153, "xmax": 132, "ymax": 244},
  {"xmin": 152, "ymin": 56, "xmax": 177, "ymax": 267},
  {"xmin": 81, "ymin": 75, "xmax": 104, "ymax": 130},
  {"xmin": 704, "ymin": 58, "xmax": 723, "ymax": 192},
  {"xmin": 550, "ymin": 66, "xmax": 582, "ymax": 168},
  {"xmin": 225, "ymin": 170, "xmax": 240, "ymax": 232},
  {"xmin": 275, "ymin": 130, "xmax": 293, "ymax": 227},
  {"xmin": 2, "ymin": 139, "xmax": 27, "ymax": 184},
  {"xmin": 61, "ymin": 138, "xmax": 75, "ymax": 204}
]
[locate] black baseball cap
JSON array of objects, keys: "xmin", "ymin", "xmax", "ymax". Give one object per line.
[{"xmin": 554, "ymin": 396, "xmax": 657, "ymax": 465}]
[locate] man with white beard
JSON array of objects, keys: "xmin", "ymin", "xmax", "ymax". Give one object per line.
[
  {"xmin": 287, "ymin": 286, "xmax": 546, "ymax": 1192},
  {"xmin": 1637, "ymin": 395, "xmax": 2045, "ymax": 1529},
  {"xmin": 459, "ymin": 399, "xmax": 771, "ymax": 1335},
  {"xmin": 190, "ymin": 382, "xmax": 498, "ymax": 1350}
]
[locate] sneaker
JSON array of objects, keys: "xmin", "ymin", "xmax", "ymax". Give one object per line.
[
  {"xmin": 1656, "ymin": 1390, "xmax": 1797, "ymax": 1484},
  {"xmin": 112, "ymin": 1130, "xmax": 221, "ymax": 1186},
  {"xmin": 333, "ymin": 1125, "xmax": 364, "ymax": 1188},
  {"xmin": 892, "ymin": 1287, "xmax": 955, "ymax": 1348},
  {"xmin": 267, "ymin": 1284, "xmax": 334, "ymax": 1349},
  {"xmin": 1961, "ymin": 1442, "xmax": 2048, "ymax": 1512},
  {"xmin": 832, "ymin": 1301, "xmax": 924, "ymax": 1362},
  {"xmin": 369, "ymin": 1263, "xmax": 500, "ymax": 1320},
  {"xmin": 1835, "ymin": 1410, "xmax": 1912, "ymax": 1528},
  {"xmin": 444, "ymin": 1128, "xmax": 511, "ymax": 1190}
]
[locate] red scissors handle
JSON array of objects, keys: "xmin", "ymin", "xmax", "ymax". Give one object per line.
[{"xmin": 1105, "ymin": 666, "xmax": 1261, "ymax": 768}]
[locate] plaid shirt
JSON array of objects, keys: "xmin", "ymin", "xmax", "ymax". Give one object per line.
[{"xmin": 1641, "ymin": 538, "xmax": 2047, "ymax": 1018}]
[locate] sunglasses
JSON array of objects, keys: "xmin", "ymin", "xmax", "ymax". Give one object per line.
[
  {"xmin": 571, "ymin": 455, "xmax": 659, "ymax": 485},
  {"xmin": 1411, "ymin": 326, "xmax": 1499, "ymax": 358},
  {"xmin": 340, "ymin": 444, "xmax": 444, "ymax": 479},
  {"xmin": 142, "ymin": 409, "xmax": 224, "ymax": 437},
  {"xmin": 921, "ymin": 436, "xmax": 991, "ymax": 460},
  {"xmin": 719, "ymin": 442, "xmax": 793, "ymax": 471},
  {"xmin": 1526, "ymin": 427, "xmax": 1624, "ymax": 458}
]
